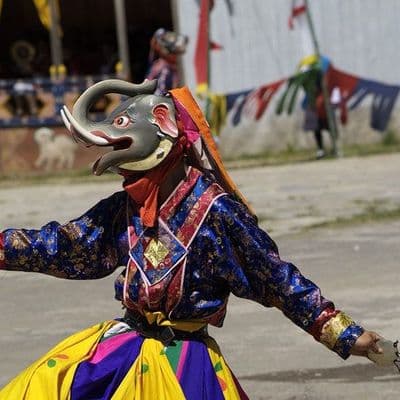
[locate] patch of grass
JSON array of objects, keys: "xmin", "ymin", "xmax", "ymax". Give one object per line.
[
  {"xmin": 296, "ymin": 205, "xmax": 320, "ymax": 218},
  {"xmin": 352, "ymin": 198, "xmax": 367, "ymax": 205},
  {"xmin": 304, "ymin": 205, "xmax": 400, "ymax": 231},
  {"xmin": 225, "ymin": 148, "xmax": 316, "ymax": 169},
  {"xmin": 382, "ymin": 129, "xmax": 399, "ymax": 147},
  {"xmin": 257, "ymin": 213, "xmax": 277, "ymax": 224},
  {"xmin": 287, "ymin": 195, "xmax": 298, "ymax": 201},
  {"xmin": 225, "ymin": 140, "xmax": 400, "ymax": 170},
  {"xmin": 352, "ymin": 198, "xmax": 390, "ymax": 209},
  {"xmin": 0, "ymin": 168, "xmax": 119, "ymax": 188},
  {"xmin": 340, "ymin": 141, "xmax": 400, "ymax": 158}
]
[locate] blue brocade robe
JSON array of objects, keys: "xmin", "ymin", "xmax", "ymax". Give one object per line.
[{"xmin": 2, "ymin": 168, "xmax": 363, "ymax": 359}]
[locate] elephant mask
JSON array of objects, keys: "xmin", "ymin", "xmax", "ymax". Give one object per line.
[{"xmin": 61, "ymin": 79, "xmax": 178, "ymax": 175}]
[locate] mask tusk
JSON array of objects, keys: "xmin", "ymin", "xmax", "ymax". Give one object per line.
[
  {"xmin": 60, "ymin": 107, "xmax": 71, "ymax": 131},
  {"xmin": 61, "ymin": 105, "xmax": 109, "ymax": 146}
]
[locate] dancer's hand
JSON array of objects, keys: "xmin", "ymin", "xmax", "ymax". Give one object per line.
[{"xmin": 350, "ymin": 331, "xmax": 383, "ymax": 357}]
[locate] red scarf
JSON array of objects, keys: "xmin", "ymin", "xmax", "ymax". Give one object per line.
[{"xmin": 123, "ymin": 137, "xmax": 186, "ymax": 227}]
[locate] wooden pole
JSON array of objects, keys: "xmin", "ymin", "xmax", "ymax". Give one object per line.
[
  {"xmin": 170, "ymin": 0, "xmax": 185, "ymax": 86},
  {"xmin": 49, "ymin": 0, "xmax": 64, "ymax": 78},
  {"xmin": 114, "ymin": 0, "xmax": 131, "ymax": 80},
  {"xmin": 304, "ymin": 0, "xmax": 340, "ymax": 156},
  {"xmin": 204, "ymin": 0, "xmax": 211, "ymax": 123}
]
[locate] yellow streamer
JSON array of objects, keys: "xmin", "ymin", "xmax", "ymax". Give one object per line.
[
  {"xmin": 33, "ymin": 0, "xmax": 51, "ymax": 29},
  {"xmin": 32, "ymin": 0, "xmax": 61, "ymax": 32},
  {"xmin": 207, "ymin": 93, "xmax": 227, "ymax": 136}
]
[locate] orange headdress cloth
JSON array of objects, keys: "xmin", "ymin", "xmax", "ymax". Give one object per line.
[{"xmin": 170, "ymin": 86, "xmax": 254, "ymax": 215}]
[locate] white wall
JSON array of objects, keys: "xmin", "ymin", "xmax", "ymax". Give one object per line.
[
  {"xmin": 177, "ymin": 0, "xmax": 400, "ymax": 92},
  {"xmin": 176, "ymin": 0, "xmax": 400, "ymax": 155}
]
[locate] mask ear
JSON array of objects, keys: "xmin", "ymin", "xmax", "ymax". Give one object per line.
[{"xmin": 152, "ymin": 104, "xmax": 178, "ymax": 138}]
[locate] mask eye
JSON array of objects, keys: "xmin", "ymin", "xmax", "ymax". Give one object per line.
[{"xmin": 113, "ymin": 115, "xmax": 131, "ymax": 129}]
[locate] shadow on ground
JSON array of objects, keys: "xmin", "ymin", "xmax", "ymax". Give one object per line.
[{"xmin": 239, "ymin": 363, "xmax": 399, "ymax": 383}]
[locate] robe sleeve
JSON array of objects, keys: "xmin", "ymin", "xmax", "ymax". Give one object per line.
[
  {"xmin": 212, "ymin": 195, "xmax": 364, "ymax": 359},
  {"xmin": 1, "ymin": 191, "xmax": 127, "ymax": 280}
]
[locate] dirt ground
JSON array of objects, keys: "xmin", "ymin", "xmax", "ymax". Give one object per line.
[{"xmin": 1, "ymin": 153, "xmax": 400, "ymax": 399}]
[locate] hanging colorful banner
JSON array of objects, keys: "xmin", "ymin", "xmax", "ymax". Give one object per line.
[
  {"xmin": 276, "ymin": 60, "xmax": 399, "ymax": 133},
  {"xmin": 205, "ymin": 79, "xmax": 286, "ymax": 134},
  {"xmin": 348, "ymin": 78, "xmax": 400, "ymax": 131},
  {"xmin": 204, "ymin": 57, "xmax": 399, "ymax": 135},
  {"xmin": 194, "ymin": 0, "xmax": 210, "ymax": 93},
  {"xmin": 230, "ymin": 80, "xmax": 286, "ymax": 126}
]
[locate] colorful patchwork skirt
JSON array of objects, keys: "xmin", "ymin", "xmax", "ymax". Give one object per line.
[{"xmin": 0, "ymin": 320, "xmax": 248, "ymax": 400}]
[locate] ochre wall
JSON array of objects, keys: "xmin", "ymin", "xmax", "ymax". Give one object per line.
[{"xmin": 0, "ymin": 126, "xmax": 104, "ymax": 176}]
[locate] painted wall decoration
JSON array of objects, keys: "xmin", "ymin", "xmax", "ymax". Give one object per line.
[
  {"xmin": 33, "ymin": 127, "xmax": 78, "ymax": 171},
  {"xmin": 0, "ymin": 75, "xmax": 118, "ymax": 176},
  {"xmin": 0, "ymin": 126, "xmax": 104, "ymax": 176}
]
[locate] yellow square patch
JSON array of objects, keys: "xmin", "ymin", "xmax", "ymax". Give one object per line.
[{"xmin": 144, "ymin": 239, "xmax": 169, "ymax": 267}]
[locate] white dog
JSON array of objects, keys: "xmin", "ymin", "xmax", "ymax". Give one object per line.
[{"xmin": 34, "ymin": 127, "xmax": 78, "ymax": 171}]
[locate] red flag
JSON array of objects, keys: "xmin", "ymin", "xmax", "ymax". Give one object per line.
[
  {"xmin": 210, "ymin": 41, "xmax": 223, "ymax": 50},
  {"xmin": 288, "ymin": 0, "xmax": 307, "ymax": 30},
  {"xmin": 194, "ymin": 0, "xmax": 210, "ymax": 88},
  {"xmin": 288, "ymin": 0, "xmax": 314, "ymax": 56}
]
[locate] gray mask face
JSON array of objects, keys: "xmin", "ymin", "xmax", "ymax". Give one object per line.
[{"xmin": 61, "ymin": 79, "xmax": 178, "ymax": 175}]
